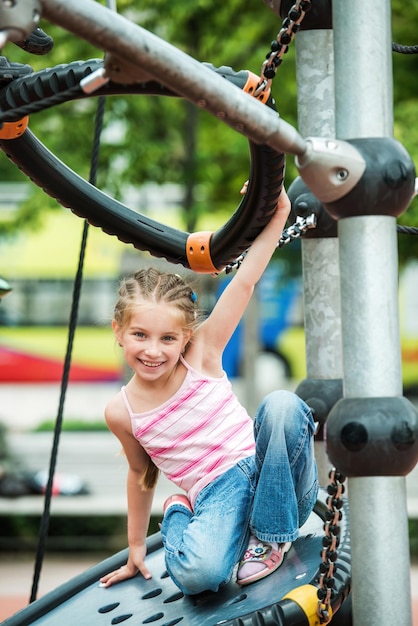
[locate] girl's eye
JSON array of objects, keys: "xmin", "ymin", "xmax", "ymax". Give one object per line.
[
  {"xmin": 163, "ymin": 336, "xmax": 176, "ymax": 342},
  {"xmin": 134, "ymin": 331, "xmax": 146, "ymax": 338}
]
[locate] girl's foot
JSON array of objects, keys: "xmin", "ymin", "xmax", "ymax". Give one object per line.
[
  {"xmin": 163, "ymin": 494, "xmax": 193, "ymax": 515},
  {"xmin": 236, "ymin": 534, "xmax": 291, "ymax": 586}
]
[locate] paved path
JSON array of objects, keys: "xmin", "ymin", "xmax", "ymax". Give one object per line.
[{"xmin": 0, "ymin": 431, "xmax": 174, "ymax": 516}]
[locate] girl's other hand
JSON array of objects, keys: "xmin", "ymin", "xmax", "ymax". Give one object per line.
[{"xmin": 99, "ymin": 546, "xmax": 152, "ymax": 588}]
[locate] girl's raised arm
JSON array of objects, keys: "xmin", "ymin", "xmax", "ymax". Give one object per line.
[{"xmin": 196, "ymin": 187, "xmax": 291, "ymax": 373}]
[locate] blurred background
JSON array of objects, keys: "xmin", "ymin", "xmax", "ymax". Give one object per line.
[{"xmin": 0, "ymin": 0, "xmax": 417, "ymax": 612}]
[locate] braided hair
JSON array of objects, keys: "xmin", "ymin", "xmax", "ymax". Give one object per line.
[
  {"xmin": 113, "ymin": 268, "xmax": 200, "ymax": 489},
  {"xmin": 114, "ymin": 268, "xmax": 198, "ymax": 333}
]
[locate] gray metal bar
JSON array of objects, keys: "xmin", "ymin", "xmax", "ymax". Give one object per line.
[
  {"xmin": 40, "ymin": 0, "xmax": 306, "ymax": 156},
  {"xmin": 340, "ymin": 215, "xmax": 402, "ymax": 398},
  {"xmin": 334, "ymin": 1, "xmax": 394, "ymax": 139},
  {"xmin": 295, "ymin": 29, "xmax": 342, "ymax": 484},
  {"xmin": 348, "ymin": 476, "xmax": 412, "ymax": 622},
  {"xmin": 296, "ymin": 30, "xmax": 342, "ymax": 380},
  {"xmin": 333, "ymin": 1, "xmax": 412, "ymax": 624}
]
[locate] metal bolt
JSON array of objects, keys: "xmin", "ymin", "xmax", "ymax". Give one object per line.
[{"xmin": 336, "ymin": 169, "xmax": 348, "ymax": 181}]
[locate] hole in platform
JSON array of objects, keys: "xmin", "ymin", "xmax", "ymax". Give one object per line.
[
  {"xmin": 161, "ymin": 619, "xmax": 183, "ymax": 626},
  {"xmin": 98, "ymin": 602, "xmax": 120, "ymax": 613},
  {"xmin": 189, "ymin": 589, "xmax": 216, "ymax": 606},
  {"xmin": 142, "ymin": 588, "xmax": 163, "ymax": 599},
  {"xmin": 160, "ymin": 571, "xmax": 170, "ymax": 579},
  {"xmin": 111, "ymin": 615, "xmax": 133, "ymax": 624},
  {"xmin": 142, "ymin": 612, "xmax": 164, "ymax": 623},
  {"xmin": 163, "ymin": 591, "xmax": 184, "ymax": 603},
  {"xmin": 225, "ymin": 593, "xmax": 248, "ymax": 605}
]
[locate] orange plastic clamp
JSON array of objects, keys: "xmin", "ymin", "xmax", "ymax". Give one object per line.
[
  {"xmin": 0, "ymin": 116, "xmax": 29, "ymax": 139},
  {"xmin": 242, "ymin": 71, "xmax": 271, "ymax": 104},
  {"xmin": 186, "ymin": 231, "xmax": 219, "ymax": 274}
]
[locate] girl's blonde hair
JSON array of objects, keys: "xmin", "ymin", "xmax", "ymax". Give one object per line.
[
  {"xmin": 114, "ymin": 267, "xmax": 200, "ymax": 490},
  {"xmin": 114, "ymin": 267, "xmax": 199, "ymax": 333}
]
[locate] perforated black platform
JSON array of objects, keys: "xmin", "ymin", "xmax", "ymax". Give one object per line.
[{"xmin": 3, "ymin": 494, "xmax": 351, "ymax": 626}]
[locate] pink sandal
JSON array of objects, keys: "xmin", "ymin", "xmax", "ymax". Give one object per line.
[
  {"xmin": 163, "ymin": 494, "xmax": 193, "ymax": 515},
  {"xmin": 236, "ymin": 535, "xmax": 292, "ymax": 586}
]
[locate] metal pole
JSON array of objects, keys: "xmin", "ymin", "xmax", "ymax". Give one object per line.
[
  {"xmin": 333, "ymin": 1, "xmax": 412, "ymax": 624},
  {"xmin": 295, "ymin": 29, "xmax": 342, "ymax": 483},
  {"xmin": 296, "ymin": 30, "xmax": 342, "ymax": 380}
]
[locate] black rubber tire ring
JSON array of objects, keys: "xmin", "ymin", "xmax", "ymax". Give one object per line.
[{"xmin": 0, "ymin": 60, "xmax": 285, "ymax": 271}]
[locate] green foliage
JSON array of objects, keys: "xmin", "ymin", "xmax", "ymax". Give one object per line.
[
  {"xmin": 391, "ymin": 0, "xmax": 418, "ymax": 264},
  {"xmin": 1, "ymin": 513, "xmax": 417, "ymax": 555},
  {"xmin": 0, "ymin": 0, "xmax": 296, "ymax": 236},
  {"xmin": 0, "ymin": 1, "xmax": 417, "ymax": 262},
  {"xmin": 0, "ymin": 514, "xmax": 128, "ymax": 551},
  {"xmin": 0, "ymin": 187, "xmax": 57, "ymax": 239},
  {"xmin": 34, "ymin": 420, "xmax": 108, "ymax": 433},
  {"xmin": 409, "ymin": 518, "xmax": 418, "ymax": 561}
]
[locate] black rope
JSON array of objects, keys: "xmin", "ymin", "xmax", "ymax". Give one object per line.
[
  {"xmin": 397, "ymin": 223, "xmax": 418, "ymax": 236},
  {"xmin": 392, "ymin": 42, "xmax": 418, "ymax": 55},
  {"xmin": 29, "ymin": 94, "xmax": 106, "ymax": 604}
]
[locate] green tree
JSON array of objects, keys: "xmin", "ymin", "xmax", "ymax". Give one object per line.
[
  {"xmin": 0, "ymin": 0, "xmax": 417, "ymax": 264},
  {"xmin": 0, "ymin": 0, "xmax": 297, "ymax": 239},
  {"xmin": 392, "ymin": 0, "xmax": 418, "ymax": 265}
]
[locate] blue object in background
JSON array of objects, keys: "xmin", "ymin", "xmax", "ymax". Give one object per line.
[{"xmin": 218, "ymin": 263, "xmax": 302, "ymax": 377}]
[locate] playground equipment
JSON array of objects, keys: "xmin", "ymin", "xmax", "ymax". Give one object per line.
[{"xmin": 0, "ymin": 0, "xmax": 417, "ymax": 624}]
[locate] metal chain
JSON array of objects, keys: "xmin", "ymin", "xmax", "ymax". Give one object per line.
[
  {"xmin": 278, "ymin": 212, "xmax": 316, "ymax": 247},
  {"xmin": 255, "ymin": 0, "xmax": 313, "ymax": 96},
  {"xmin": 222, "ymin": 212, "xmax": 317, "ymax": 274},
  {"xmin": 220, "ymin": 3, "xmax": 316, "ymax": 276},
  {"xmin": 317, "ymin": 468, "xmax": 346, "ymax": 624}
]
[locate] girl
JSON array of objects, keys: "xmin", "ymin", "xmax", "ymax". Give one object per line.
[{"xmin": 99, "ymin": 187, "xmax": 318, "ymax": 594}]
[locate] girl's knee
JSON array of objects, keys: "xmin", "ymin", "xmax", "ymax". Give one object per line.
[
  {"xmin": 255, "ymin": 391, "xmax": 316, "ymax": 450},
  {"xmin": 168, "ymin": 557, "xmax": 229, "ymax": 595},
  {"xmin": 271, "ymin": 389, "xmax": 308, "ymax": 411},
  {"xmin": 257, "ymin": 390, "xmax": 309, "ymax": 425}
]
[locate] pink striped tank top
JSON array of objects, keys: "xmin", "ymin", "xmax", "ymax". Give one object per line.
[{"xmin": 121, "ymin": 356, "xmax": 256, "ymax": 506}]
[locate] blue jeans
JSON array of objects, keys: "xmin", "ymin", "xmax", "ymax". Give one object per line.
[{"xmin": 160, "ymin": 390, "xmax": 318, "ymax": 595}]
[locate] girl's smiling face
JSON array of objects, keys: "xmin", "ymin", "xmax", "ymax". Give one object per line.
[{"xmin": 113, "ymin": 302, "xmax": 192, "ymax": 381}]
